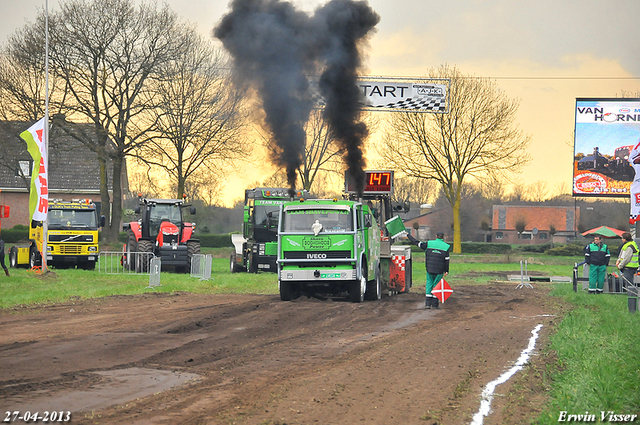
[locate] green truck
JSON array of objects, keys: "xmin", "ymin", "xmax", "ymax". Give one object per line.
[
  {"xmin": 277, "ymin": 198, "xmax": 382, "ymax": 302},
  {"xmin": 230, "ymin": 188, "xmax": 310, "ymax": 273}
]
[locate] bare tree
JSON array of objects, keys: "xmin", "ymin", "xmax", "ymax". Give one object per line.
[
  {"xmin": 0, "ymin": 16, "xmax": 67, "ymax": 122},
  {"xmin": 46, "ymin": 0, "xmax": 193, "ymax": 242},
  {"xmin": 133, "ymin": 40, "xmax": 248, "ymax": 199},
  {"xmin": 392, "ymin": 175, "xmax": 438, "ymax": 205},
  {"xmin": 479, "ymin": 176, "xmax": 506, "ymax": 203},
  {"xmin": 526, "ymin": 180, "xmax": 549, "ymax": 202},
  {"xmin": 380, "ymin": 65, "xmax": 531, "ymax": 253},
  {"xmin": 508, "ymin": 182, "xmax": 527, "ymax": 202}
]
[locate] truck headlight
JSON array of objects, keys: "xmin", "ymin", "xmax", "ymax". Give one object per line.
[
  {"xmin": 88, "ymin": 246, "xmax": 98, "ymax": 252},
  {"xmin": 47, "ymin": 246, "xmax": 53, "ymax": 252}
]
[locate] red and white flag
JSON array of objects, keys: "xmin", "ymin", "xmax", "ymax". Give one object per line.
[{"xmin": 433, "ymin": 278, "xmax": 453, "ymax": 303}]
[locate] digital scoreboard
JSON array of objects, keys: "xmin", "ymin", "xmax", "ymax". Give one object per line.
[{"xmin": 344, "ymin": 170, "xmax": 394, "ymax": 195}]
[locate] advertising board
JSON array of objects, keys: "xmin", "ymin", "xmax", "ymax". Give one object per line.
[{"xmin": 573, "ymin": 98, "xmax": 640, "ymax": 197}]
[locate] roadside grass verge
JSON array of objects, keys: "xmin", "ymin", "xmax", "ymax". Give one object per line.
[{"xmin": 532, "ymin": 283, "xmax": 640, "ymax": 423}]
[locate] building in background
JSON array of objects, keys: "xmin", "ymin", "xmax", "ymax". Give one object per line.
[
  {"xmin": 0, "ymin": 121, "xmax": 119, "ymax": 229},
  {"xmin": 491, "ymin": 205, "xmax": 580, "ymax": 245}
]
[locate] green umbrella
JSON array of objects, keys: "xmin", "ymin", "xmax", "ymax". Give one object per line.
[{"xmin": 581, "ymin": 225, "xmax": 625, "ymax": 238}]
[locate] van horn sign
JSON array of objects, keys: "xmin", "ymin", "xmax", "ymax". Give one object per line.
[{"xmin": 312, "ymin": 78, "xmax": 449, "ymax": 113}]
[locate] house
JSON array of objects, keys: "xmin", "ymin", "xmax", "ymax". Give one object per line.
[
  {"xmin": 0, "ymin": 120, "xmax": 118, "ymax": 230},
  {"xmin": 492, "ymin": 204, "xmax": 580, "ymax": 244}
]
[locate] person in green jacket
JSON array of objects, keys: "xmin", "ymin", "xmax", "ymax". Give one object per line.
[
  {"xmin": 584, "ymin": 235, "xmax": 610, "ymax": 294},
  {"xmin": 616, "ymin": 232, "xmax": 638, "ymax": 288},
  {"xmin": 407, "ymin": 231, "xmax": 450, "ymax": 309}
]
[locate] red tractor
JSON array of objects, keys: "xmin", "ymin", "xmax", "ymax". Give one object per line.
[{"xmin": 122, "ymin": 197, "xmax": 200, "ymax": 273}]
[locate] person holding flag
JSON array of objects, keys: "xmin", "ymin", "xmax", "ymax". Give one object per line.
[{"xmin": 407, "ymin": 231, "xmax": 450, "ymax": 309}]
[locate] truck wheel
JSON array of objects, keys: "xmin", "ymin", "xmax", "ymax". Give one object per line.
[
  {"xmin": 365, "ymin": 265, "xmax": 382, "ymax": 301},
  {"xmin": 9, "ymin": 246, "xmax": 18, "ymax": 268},
  {"xmin": 349, "ymin": 274, "xmax": 366, "ymax": 303},
  {"xmin": 29, "ymin": 247, "xmax": 41, "ymax": 269},
  {"xmin": 81, "ymin": 261, "xmax": 96, "ymax": 271},
  {"xmin": 248, "ymin": 253, "xmax": 258, "ymax": 273},
  {"xmin": 136, "ymin": 240, "xmax": 154, "ymax": 273},
  {"xmin": 185, "ymin": 241, "xmax": 201, "ymax": 274},
  {"xmin": 279, "ymin": 280, "xmax": 294, "ymax": 301},
  {"xmin": 230, "ymin": 253, "xmax": 244, "ymax": 273}
]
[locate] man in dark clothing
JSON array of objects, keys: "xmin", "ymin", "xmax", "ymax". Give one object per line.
[
  {"xmin": 407, "ymin": 231, "xmax": 450, "ymax": 309},
  {"xmin": 584, "ymin": 235, "xmax": 610, "ymax": 294},
  {"xmin": 0, "ymin": 235, "xmax": 9, "ymax": 277}
]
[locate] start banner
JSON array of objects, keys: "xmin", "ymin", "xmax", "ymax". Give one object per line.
[{"xmin": 312, "ymin": 77, "xmax": 449, "ymax": 113}]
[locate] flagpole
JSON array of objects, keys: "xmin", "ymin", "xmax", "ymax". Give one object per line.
[{"xmin": 42, "ymin": 0, "xmax": 50, "ymax": 272}]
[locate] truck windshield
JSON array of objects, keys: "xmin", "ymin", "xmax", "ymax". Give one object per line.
[
  {"xmin": 282, "ymin": 209, "xmax": 353, "ymax": 232},
  {"xmin": 48, "ymin": 210, "xmax": 97, "ymax": 229},
  {"xmin": 254, "ymin": 205, "xmax": 280, "ymax": 228}
]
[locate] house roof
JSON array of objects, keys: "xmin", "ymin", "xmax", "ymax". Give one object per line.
[{"xmin": 0, "ymin": 120, "xmax": 111, "ymax": 193}]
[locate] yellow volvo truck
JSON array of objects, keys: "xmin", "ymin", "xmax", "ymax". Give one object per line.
[{"xmin": 9, "ymin": 199, "xmax": 105, "ymax": 270}]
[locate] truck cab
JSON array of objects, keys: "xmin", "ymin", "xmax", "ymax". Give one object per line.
[{"xmin": 277, "ymin": 198, "xmax": 381, "ymax": 302}]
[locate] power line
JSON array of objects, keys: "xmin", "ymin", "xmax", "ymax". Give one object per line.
[{"xmin": 484, "ymin": 76, "xmax": 640, "ymax": 80}]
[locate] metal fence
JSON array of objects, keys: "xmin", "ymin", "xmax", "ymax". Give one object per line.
[
  {"xmin": 98, "ymin": 251, "xmax": 156, "ymax": 274},
  {"xmin": 190, "ymin": 254, "xmax": 212, "ymax": 280},
  {"xmin": 146, "ymin": 257, "xmax": 162, "ymax": 289}
]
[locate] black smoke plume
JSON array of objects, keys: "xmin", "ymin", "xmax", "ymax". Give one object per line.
[
  {"xmin": 215, "ymin": 0, "xmax": 379, "ymax": 196},
  {"xmin": 315, "ymin": 0, "xmax": 379, "ymax": 196}
]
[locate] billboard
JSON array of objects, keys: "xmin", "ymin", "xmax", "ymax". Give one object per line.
[
  {"xmin": 573, "ymin": 98, "xmax": 640, "ymax": 197},
  {"xmin": 312, "ymin": 77, "xmax": 450, "ymax": 113}
]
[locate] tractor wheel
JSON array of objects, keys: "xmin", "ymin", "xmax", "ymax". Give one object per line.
[
  {"xmin": 9, "ymin": 246, "xmax": 18, "ymax": 268},
  {"xmin": 365, "ymin": 264, "xmax": 382, "ymax": 301},
  {"xmin": 125, "ymin": 231, "xmax": 137, "ymax": 271},
  {"xmin": 185, "ymin": 241, "xmax": 201, "ymax": 274},
  {"xmin": 136, "ymin": 240, "xmax": 154, "ymax": 273}
]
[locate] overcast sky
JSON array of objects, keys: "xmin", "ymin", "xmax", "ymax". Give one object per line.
[{"xmin": 2, "ymin": 0, "xmax": 640, "ymax": 204}]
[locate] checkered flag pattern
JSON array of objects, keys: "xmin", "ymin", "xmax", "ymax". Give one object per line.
[
  {"xmin": 631, "ymin": 214, "xmax": 639, "ymax": 225},
  {"xmin": 372, "ymin": 97, "xmax": 447, "ymax": 112},
  {"xmin": 392, "ymin": 255, "xmax": 406, "ymax": 272}
]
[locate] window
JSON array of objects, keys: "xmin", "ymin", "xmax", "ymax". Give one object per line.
[
  {"xmin": 539, "ymin": 233, "xmax": 548, "ymax": 239},
  {"xmin": 521, "ymin": 233, "xmax": 532, "ymax": 240},
  {"xmin": 495, "ymin": 232, "xmax": 503, "ymax": 240},
  {"xmin": 16, "ymin": 160, "xmax": 32, "ymax": 178}
]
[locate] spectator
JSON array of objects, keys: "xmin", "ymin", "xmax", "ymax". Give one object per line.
[
  {"xmin": 0, "ymin": 233, "xmax": 9, "ymax": 277},
  {"xmin": 584, "ymin": 235, "xmax": 610, "ymax": 294},
  {"xmin": 616, "ymin": 232, "xmax": 638, "ymax": 288}
]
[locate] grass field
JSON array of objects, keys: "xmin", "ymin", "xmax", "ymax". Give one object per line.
[{"xmin": 1, "ymin": 248, "xmax": 638, "ymax": 422}]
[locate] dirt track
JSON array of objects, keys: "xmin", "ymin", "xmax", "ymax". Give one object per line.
[{"xmin": 0, "ymin": 284, "xmax": 560, "ymax": 424}]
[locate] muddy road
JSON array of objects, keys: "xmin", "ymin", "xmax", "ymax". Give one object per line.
[{"xmin": 0, "ymin": 284, "xmax": 559, "ymax": 424}]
